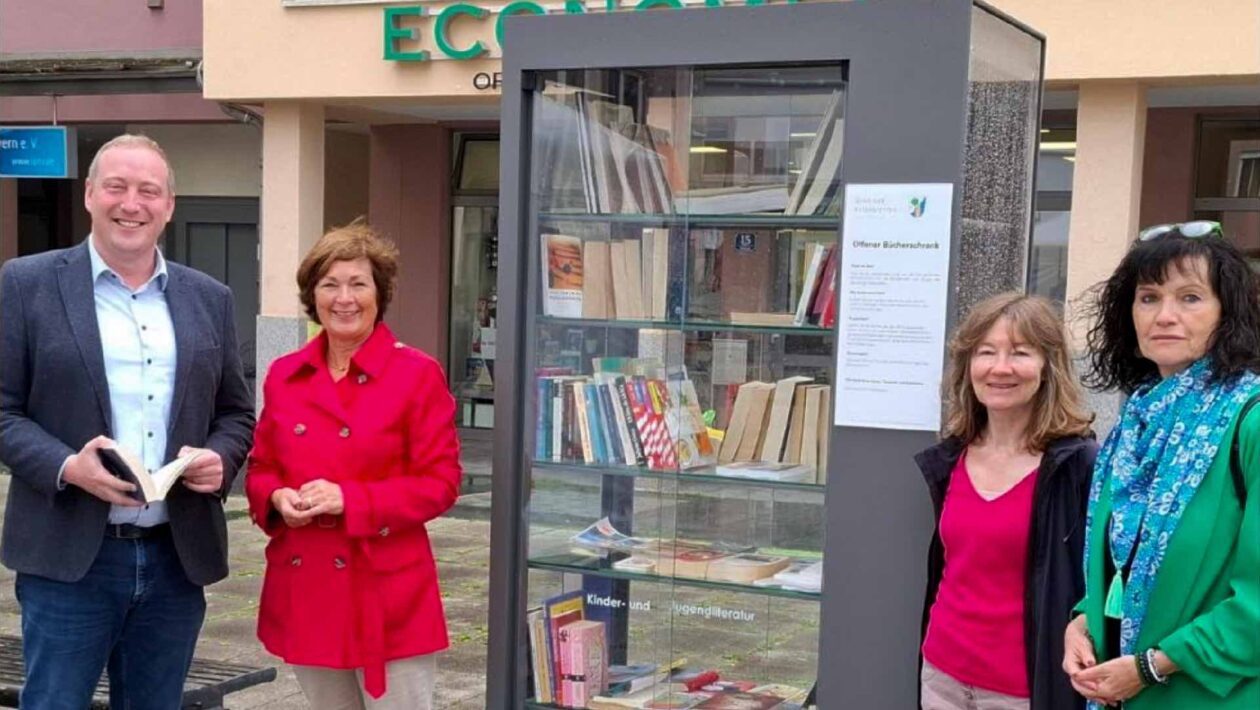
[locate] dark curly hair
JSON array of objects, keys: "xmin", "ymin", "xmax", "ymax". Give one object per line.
[{"xmin": 1083, "ymin": 233, "xmax": 1260, "ymax": 393}]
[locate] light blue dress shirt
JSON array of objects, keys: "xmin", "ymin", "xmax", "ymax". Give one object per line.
[{"xmin": 87, "ymin": 236, "xmax": 178, "ymax": 526}]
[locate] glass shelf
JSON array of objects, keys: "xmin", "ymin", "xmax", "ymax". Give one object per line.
[
  {"xmin": 537, "ymin": 211, "xmax": 839, "ymax": 230},
  {"xmin": 532, "ymin": 460, "xmax": 827, "ymax": 493},
  {"xmin": 537, "ymin": 315, "xmax": 835, "ymax": 337},
  {"xmin": 527, "ymin": 554, "xmax": 823, "ymax": 602}
]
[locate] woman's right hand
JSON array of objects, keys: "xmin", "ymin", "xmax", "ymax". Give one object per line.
[
  {"xmin": 271, "ymin": 487, "xmax": 312, "ymax": 528},
  {"xmin": 1063, "ymin": 614, "xmax": 1099, "ymax": 697}
]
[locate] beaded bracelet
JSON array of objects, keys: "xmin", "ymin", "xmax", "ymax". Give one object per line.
[
  {"xmin": 1145, "ymin": 648, "xmax": 1170, "ymax": 685},
  {"xmin": 1135, "ymin": 652, "xmax": 1156, "ymax": 687}
]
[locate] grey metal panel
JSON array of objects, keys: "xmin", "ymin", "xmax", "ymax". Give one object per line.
[
  {"xmin": 487, "ymin": 45, "xmax": 532, "ymax": 710},
  {"xmin": 490, "ymin": 1, "xmax": 1011, "ymax": 707}
]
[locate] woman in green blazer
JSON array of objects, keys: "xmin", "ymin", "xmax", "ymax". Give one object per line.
[{"xmin": 1062, "ymin": 221, "xmax": 1260, "ymax": 709}]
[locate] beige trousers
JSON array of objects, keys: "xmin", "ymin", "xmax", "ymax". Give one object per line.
[
  {"xmin": 292, "ymin": 654, "xmax": 437, "ymax": 710},
  {"xmin": 921, "ymin": 660, "xmax": 1030, "ymax": 710}
]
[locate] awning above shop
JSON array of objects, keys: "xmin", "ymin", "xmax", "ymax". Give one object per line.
[{"xmin": 0, "ymin": 56, "xmax": 199, "ymax": 96}]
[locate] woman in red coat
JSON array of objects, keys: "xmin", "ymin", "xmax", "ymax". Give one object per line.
[{"xmin": 246, "ymin": 220, "xmax": 462, "ymax": 709}]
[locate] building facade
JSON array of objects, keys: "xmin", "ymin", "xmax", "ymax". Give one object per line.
[
  {"xmin": 0, "ymin": 0, "xmax": 265, "ymax": 381},
  {"xmin": 81, "ymin": 0, "xmax": 1260, "ymax": 430}
]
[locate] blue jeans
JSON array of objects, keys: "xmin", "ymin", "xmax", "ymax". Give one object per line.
[{"xmin": 15, "ymin": 530, "xmax": 206, "ymax": 710}]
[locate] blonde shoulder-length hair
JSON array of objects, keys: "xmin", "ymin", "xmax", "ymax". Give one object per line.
[{"xmin": 942, "ymin": 292, "xmax": 1093, "ymax": 451}]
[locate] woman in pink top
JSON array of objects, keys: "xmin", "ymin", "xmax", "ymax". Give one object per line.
[{"xmin": 915, "ymin": 293, "xmax": 1097, "ymax": 710}]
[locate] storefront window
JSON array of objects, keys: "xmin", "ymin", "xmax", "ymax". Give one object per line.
[
  {"xmin": 1193, "ymin": 118, "xmax": 1260, "ymax": 262},
  {"xmin": 1028, "ymin": 125, "xmax": 1074, "ymax": 304},
  {"xmin": 449, "ymin": 134, "xmax": 500, "ymax": 428}
]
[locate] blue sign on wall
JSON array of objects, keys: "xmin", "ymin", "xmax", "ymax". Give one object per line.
[{"xmin": 0, "ymin": 126, "xmax": 77, "ymax": 178}]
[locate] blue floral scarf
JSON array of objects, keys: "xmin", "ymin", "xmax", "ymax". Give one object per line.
[{"xmin": 1084, "ymin": 358, "xmax": 1260, "ymax": 669}]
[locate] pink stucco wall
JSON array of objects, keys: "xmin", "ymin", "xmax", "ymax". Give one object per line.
[
  {"xmin": 1139, "ymin": 108, "xmax": 1198, "ymax": 227},
  {"xmin": 0, "ymin": 0, "xmax": 201, "ymax": 55},
  {"xmin": 369, "ymin": 125, "xmax": 452, "ymax": 369}
]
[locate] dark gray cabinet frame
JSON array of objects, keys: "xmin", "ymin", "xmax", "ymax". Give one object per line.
[{"xmin": 489, "ymin": 2, "xmax": 1045, "ymax": 706}]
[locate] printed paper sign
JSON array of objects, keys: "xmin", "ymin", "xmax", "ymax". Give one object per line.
[{"xmin": 834, "ymin": 183, "xmax": 953, "ymax": 431}]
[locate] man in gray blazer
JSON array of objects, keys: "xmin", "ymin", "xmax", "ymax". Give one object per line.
[{"xmin": 0, "ymin": 134, "xmax": 255, "ymax": 709}]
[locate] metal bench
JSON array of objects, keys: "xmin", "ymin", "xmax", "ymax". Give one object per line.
[{"xmin": 0, "ymin": 635, "xmax": 277, "ymax": 709}]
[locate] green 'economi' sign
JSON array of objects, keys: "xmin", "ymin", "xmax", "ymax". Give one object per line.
[{"xmin": 384, "ymin": 0, "xmax": 800, "ymax": 61}]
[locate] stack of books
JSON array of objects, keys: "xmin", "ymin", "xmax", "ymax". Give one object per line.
[
  {"xmin": 569, "ymin": 519, "xmax": 796, "ymax": 586},
  {"xmin": 535, "ymin": 360, "xmax": 716, "ymax": 471},
  {"xmin": 528, "ymin": 591, "xmax": 609, "ymax": 708},
  {"xmin": 541, "ymin": 229, "xmax": 674, "ymax": 321},
  {"xmin": 716, "ymin": 377, "xmax": 831, "ymax": 484},
  {"xmin": 527, "ymin": 590, "xmax": 811, "ymax": 709},
  {"xmin": 535, "ymin": 93, "xmax": 676, "ymax": 215},
  {"xmin": 791, "ymin": 241, "xmax": 837, "ymax": 328}
]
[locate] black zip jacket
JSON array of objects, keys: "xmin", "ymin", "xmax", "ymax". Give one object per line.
[{"xmin": 915, "ymin": 435, "xmax": 1098, "ymax": 710}]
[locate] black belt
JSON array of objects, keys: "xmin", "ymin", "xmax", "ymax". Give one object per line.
[{"xmin": 104, "ymin": 523, "xmax": 170, "ymax": 540}]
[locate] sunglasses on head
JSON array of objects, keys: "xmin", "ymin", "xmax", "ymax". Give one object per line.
[{"xmin": 1137, "ymin": 220, "xmax": 1222, "ymax": 242}]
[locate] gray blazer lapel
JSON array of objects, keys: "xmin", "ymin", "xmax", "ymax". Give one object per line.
[
  {"xmin": 165, "ymin": 269, "xmax": 195, "ymax": 448},
  {"xmin": 56, "ymin": 244, "xmax": 112, "ymax": 430}
]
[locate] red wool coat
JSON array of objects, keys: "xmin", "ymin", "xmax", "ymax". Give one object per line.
[{"xmin": 245, "ymin": 323, "xmax": 462, "ymax": 697}]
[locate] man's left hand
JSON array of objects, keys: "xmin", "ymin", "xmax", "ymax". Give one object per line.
[{"xmin": 178, "ymin": 446, "xmax": 224, "ymax": 494}]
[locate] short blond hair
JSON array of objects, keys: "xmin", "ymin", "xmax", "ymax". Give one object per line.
[
  {"xmin": 87, "ymin": 134, "xmax": 175, "ymax": 195},
  {"xmin": 943, "ymin": 292, "xmax": 1093, "ymax": 451}
]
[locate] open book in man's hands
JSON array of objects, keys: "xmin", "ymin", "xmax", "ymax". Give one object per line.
[{"xmin": 97, "ymin": 445, "xmax": 203, "ymax": 504}]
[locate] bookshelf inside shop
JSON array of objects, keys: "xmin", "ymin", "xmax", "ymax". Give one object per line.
[{"xmin": 516, "ymin": 63, "xmax": 843, "ymax": 709}]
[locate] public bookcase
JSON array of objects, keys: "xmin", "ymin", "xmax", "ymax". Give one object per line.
[{"xmin": 487, "ymin": 1, "xmax": 1045, "ymax": 707}]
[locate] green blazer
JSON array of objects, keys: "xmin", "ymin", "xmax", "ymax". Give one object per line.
[{"xmin": 1080, "ymin": 404, "xmax": 1260, "ymax": 708}]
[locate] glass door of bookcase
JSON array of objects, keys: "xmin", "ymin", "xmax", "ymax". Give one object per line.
[{"xmin": 524, "ymin": 63, "xmax": 844, "ymax": 709}]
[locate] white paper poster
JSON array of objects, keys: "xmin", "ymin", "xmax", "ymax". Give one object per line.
[{"xmin": 834, "ymin": 183, "xmax": 953, "ymax": 431}]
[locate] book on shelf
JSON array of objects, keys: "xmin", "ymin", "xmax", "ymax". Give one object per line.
[
  {"xmin": 723, "ymin": 381, "xmax": 776, "ymax": 464},
  {"xmin": 714, "ymin": 461, "xmax": 814, "ymax": 483},
  {"xmin": 754, "ymin": 559, "xmax": 824, "ymax": 593},
  {"xmin": 673, "ymin": 184, "xmax": 790, "ymax": 214},
  {"xmin": 792, "ymin": 243, "xmax": 833, "ymax": 326},
  {"xmin": 97, "ymin": 445, "xmax": 203, "ymax": 504},
  {"xmin": 783, "ymin": 382, "xmax": 813, "ymax": 465},
  {"xmin": 541, "ymin": 590, "xmax": 588, "ymax": 706},
  {"xmin": 611, "ymin": 555, "xmax": 657, "ymax": 574},
  {"xmin": 651, "ymin": 548, "xmax": 729, "ymax": 579},
  {"xmin": 622, "ymin": 240, "xmax": 646, "ymax": 319},
  {"xmin": 645, "ymin": 228, "xmax": 670, "ymax": 320},
  {"xmin": 606, "ymin": 661, "xmax": 686, "ymax": 698},
  {"xmin": 785, "ymin": 89, "xmax": 844, "ymax": 216},
  {"xmin": 559, "ymin": 619, "xmax": 609, "ymax": 708},
  {"xmin": 590, "ymin": 674, "xmax": 809, "ymax": 709},
  {"xmin": 542, "ymin": 233, "xmax": 585, "ymax": 317},
  {"xmin": 588, "ymin": 689, "xmax": 711, "ymax": 709},
  {"xmin": 716, "ymin": 380, "xmax": 830, "ymax": 481},
  {"xmin": 730, "ymin": 380, "xmax": 776, "ymax": 464},
  {"xmin": 727, "ymin": 312, "xmax": 797, "ymax": 326},
  {"xmin": 704, "ymin": 553, "xmax": 792, "ymax": 583},
  {"xmin": 583, "ymin": 241, "xmax": 613, "ymax": 319},
  {"xmin": 758, "ymin": 376, "xmax": 814, "ymax": 463},
  {"xmin": 571, "ymin": 517, "xmax": 652, "ymax": 554},
  {"xmin": 527, "ymin": 609, "xmax": 555, "ymax": 704},
  {"xmin": 669, "ymin": 669, "xmax": 721, "ymax": 693},
  {"xmin": 569, "ymin": 93, "xmax": 675, "ymax": 215},
  {"xmin": 799, "ymin": 385, "xmax": 831, "ymax": 483},
  {"xmin": 694, "ymin": 691, "xmax": 792, "ymax": 710},
  {"xmin": 664, "ymin": 373, "xmax": 717, "ymax": 470}
]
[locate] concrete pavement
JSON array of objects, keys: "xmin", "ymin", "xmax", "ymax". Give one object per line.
[{"xmin": 0, "ymin": 435, "xmax": 496, "ymax": 708}]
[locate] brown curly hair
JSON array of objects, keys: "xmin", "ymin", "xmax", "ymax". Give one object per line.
[
  {"xmin": 296, "ymin": 218, "xmax": 399, "ymax": 325},
  {"xmin": 942, "ymin": 292, "xmax": 1093, "ymax": 451}
]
